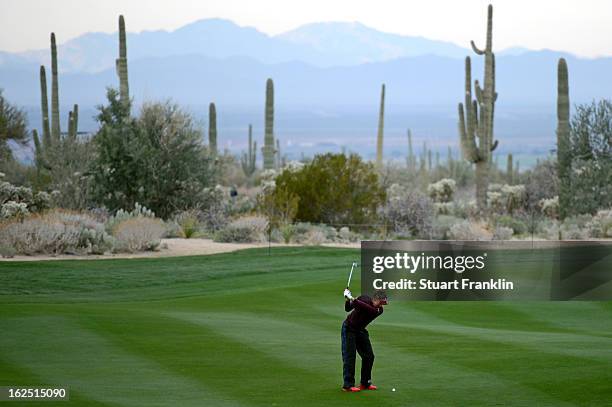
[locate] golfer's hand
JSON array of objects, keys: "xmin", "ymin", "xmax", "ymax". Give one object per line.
[{"xmin": 343, "ymin": 289, "xmax": 354, "ymax": 300}]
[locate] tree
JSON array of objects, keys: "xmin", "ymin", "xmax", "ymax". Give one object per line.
[
  {"xmin": 274, "ymin": 153, "xmax": 385, "ymax": 225},
  {"xmin": 0, "ymin": 90, "xmax": 28, "ymax": 161},
  {"xmin": 566, "ymin": 100, "xmax": 612, "ymax": 214},
  {"xmin": 91, "ymin": 90, "xmax": 216, "ymax": 218}
]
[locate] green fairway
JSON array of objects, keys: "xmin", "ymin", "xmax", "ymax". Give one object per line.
[{"xmin": 1, "ymin": 247, "xmax": 611, "ymax": 406}]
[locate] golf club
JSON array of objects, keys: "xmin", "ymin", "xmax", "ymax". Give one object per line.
[{"xmin": 347, "ymin": 261, "xmax": 358, "ymax": 289}]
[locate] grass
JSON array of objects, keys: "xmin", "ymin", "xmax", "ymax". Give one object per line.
[{"xmin": 1, "ymin": 246, "xmax": 611, "ymax": 406}]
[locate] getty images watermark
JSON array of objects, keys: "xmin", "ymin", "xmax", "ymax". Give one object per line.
[{"xmin": 361, "ymin": 240, "xmax": 612, "ymax": 301}]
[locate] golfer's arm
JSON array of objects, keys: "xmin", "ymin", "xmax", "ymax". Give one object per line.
[
  {"xmin": 353, "ymin": 299, "xmax": 379, "ymax": 313},
  {"xmin": 345, "ymin": 299, "xmax": 354, "ymax": 311}
]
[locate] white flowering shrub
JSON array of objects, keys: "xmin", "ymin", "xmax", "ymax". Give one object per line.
[
  {"xmin": 539, "ymin": 196, "xmax": 559, "ymax": 219},
  {"xmin": 1, "ymin": 201, "xmax": 29, "ymax": 220},
  {"xmin": 487, "ymin": 184, "xmax": 526, "ymax": 214},
  {"xmin": 0, "ymin": 180, "xmax": 55, "ymax": 219},
  {"xmin": 427, "ymin": 178, "xmax": 456, "ymax": 203},
  {"xmin": 587, "ymin": 209, "xmax": 612, "ymax": 238}
]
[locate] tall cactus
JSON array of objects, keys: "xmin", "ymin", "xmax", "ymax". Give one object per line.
[
  {"xmin": 557, "ymin": 58, "xmax": 570, "ymax": 219},
  {"xmin": 241, "ymin": 124, "xmax": 257, "ymax": 177},
  {"xmin": 507, "ymin": 153, "xmax": 514, "ymax": 184},
  {"xmin": 67, "ymin": 104, "xmax": 79, "ymax": 139},
  {"xmin": 208, "ymin": 102, "xmax": 217, "ymax": 154},
  {"xmin": 262, "ymin": 78, "xmax": 276, "ymax": 170},
  {"xmin": 39, "ymin": 66, "xmax": 51, "ymax": 149},
  {"xmin": 116, "ymin": 15, "xmax": 129, "ymax": 106},
  {"xmin": 407, "ymin": 129, "xmax": 415, "ymax": 171},
  {"xmin": 376, "ymin": 84, "xmax": 385, "ymax": 167},
  {"xmin": 458, "ymin": 4, "xmax": 498, "ymax": 210},
  {"xmin": 276, "ymin": 139, "xmax": 281, "ymax": 170},
  {"xmin": 50, "ymin": 33, "xmax": 60, "ymax": 142}
]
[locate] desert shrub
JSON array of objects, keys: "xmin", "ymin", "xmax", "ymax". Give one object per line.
[
  {"xmin": 198, "ymin": 185, "xmax": 230, "ymax": 232},
  {"xmin": 587, "ymin": 209, "xmax": 612, "ymax": 238},
  {"xmin": 492, "ymin": 226, "xmax": 513, "ymax": 241},
  {"xmin": 487, "ymin": 184, "xmax": 526, "ymax": 214},
  {"xmin": 338, "ymin": 226, "xmax": 360, "ymax": 243},
  {"xmin": 448, "ymin": 220, "xmax": 491, "ymax": 240},
  {"xmin": 213, "ymin": 216, "xmax": 269, "ymax": 243},
  {"xmin": 290, "ymin": 223, "xmax": 340, "ymax": 244},
  {"xmin": 452, "ymin": 199, "xmax": 478, "ymax": 219},
  {"xmin": 279, "ymin": 224, "xmax": 295, "ymax": 244},
  {"xmin": 539, "ymin": 196, "xmax": 559, "ymax": 219},
  {"xmin": 427, "ymin": 178, "xmax": 456, "ymax": 203},
  {"xmin": 0, "ymin": 210, "xmax": 113, "ymax": 255},
  {"xmin": 0, "ymin": 178, "xmax": 56, "ymax": 219},
  {"xmin": 1, "ymin": 201, "xmax": 29, "ymax": 220},
  {"xmin": 524, "ymin": 158, "xmax": 558, "ymax": 210},
  {"xmin": 384, "ymin": 184, "xmax": 434, "ymax": 239},
  {"xmin": 493, "ymin": 215, "xmax": 528, "ymax": 235},
  {"xmin": 433, "ymin": 202, "xmax": 454, "ymax": 215},
  {"xmin": 274, "ymin": 153, "xmax": 384, "ymax": 225},
  {"xmin": 537, "ymin": 219, "xmax": 561, "ymax": 240},
  {"xmin": 0, "ymin": 244, "xmax": 15, "ymax": 258},
  {"xmin": 173, "ymin": 210, "xmax": 201, "ymax": 238},
  {"xmin": 106, "ymin": 202, "xmax": 155, "ymax": 233},
  {"xmin": 431, "ymin": 215, "xmax": 463, "ymax": 240},
  {"xmin": 112, "ymin": 217, "xmax": 165, "ymax": 252}
]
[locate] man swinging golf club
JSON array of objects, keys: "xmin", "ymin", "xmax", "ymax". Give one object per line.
[{"xmin": 341, "ymin": 262, "xmax": 388, "ymax": 392}]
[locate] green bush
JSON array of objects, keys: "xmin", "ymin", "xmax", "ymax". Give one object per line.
[
  {"xmin": 273, "ymin": 154, "xmax": 385, "ymax": 225},
  {"xmin": 494, "ymin": 215, "xmax": 528, "ymax": 235}
]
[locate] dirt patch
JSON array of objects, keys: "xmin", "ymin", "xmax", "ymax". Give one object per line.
[{"xmin": 0, "ymin": 239, "xmax": 360, "ymax": 262}]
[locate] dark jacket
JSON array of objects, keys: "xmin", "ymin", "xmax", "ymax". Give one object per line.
[{"xmin": 344, "ymin": 295, "xmax": 383, "ymax": 330}]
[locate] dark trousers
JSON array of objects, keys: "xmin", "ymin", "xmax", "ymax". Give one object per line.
[{"xmin": 341, "ymin": 320, "xmax": 375, "ymax": 388}]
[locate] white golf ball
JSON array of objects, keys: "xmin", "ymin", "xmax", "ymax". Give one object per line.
[{"xmin": 392, "ymin": 388, "xmax": 396, "ymax": 392}]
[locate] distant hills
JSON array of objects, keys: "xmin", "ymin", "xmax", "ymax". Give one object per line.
[
  {"xmin": 0, "ymin": 19, "xmax": 470, "ymax": 73},
  {"xmin": 1, "ymin": 19, "xmax": 611, "ymax": 163}
]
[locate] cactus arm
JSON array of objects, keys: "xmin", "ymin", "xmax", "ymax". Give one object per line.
[
  {"xmin": 50, "ymin": 33, "xmax": 60, "ymax": 142},
  {"xmin": 470, "ymin": 41, "xmax": 485, "ymax": 55},
  {"xmin": 263, "ymin": 78, "xmax": 275, "ymax": 170},
  {"xmin": 208, "ymin": 102, "xmax": 217, "ymax": 154},
  {"xmin": 117, "ymin": 15, "xmax": 129, "ymax": 105}
]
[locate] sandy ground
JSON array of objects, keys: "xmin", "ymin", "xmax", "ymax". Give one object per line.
[{"xmin": 0, "ymin": 239, "xmax": 360, "ymax": 262}]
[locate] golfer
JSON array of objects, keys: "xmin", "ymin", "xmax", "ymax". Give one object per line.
[{"xmin": 341, "ymin": 288, "xmax": 387, "ymax": 392}]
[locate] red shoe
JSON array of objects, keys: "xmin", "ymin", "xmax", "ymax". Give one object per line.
[
  {"xmin": 342, "ymin": 386, "xmax": 361, "ymax": 392},
  {"xmin": 359, "ymin": 384, "xmax": 377, "ymax": 390}
]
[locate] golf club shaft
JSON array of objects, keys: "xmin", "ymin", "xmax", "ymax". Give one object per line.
[{"xmin": 347, "ymin": 262, "xmax": 356, "ymax": 288}]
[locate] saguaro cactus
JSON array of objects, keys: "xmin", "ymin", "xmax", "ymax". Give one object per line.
[
  {"xmin": 50, "ymin": 33, "xmax": 60, "ymax": 142},
  {"xmin": 241, "ymin": 124, "xmax": 257, "ymax": 177},
  {"xmin": 116, "ymin": 15, "xmax": 129, "ymax": 106},
  {"xmin": 507, "ymin": 153, "xmax": 514, "ymax": 184},
  {"xmin": 262, "ymin": 78, "xmax": 276, "ymax": 170},
  {"xmin": 67, "ymin": 104, "xmax": 79, "ymax": 139},
  {"xmin": 407, "ymin": 129, "xmax": 415, "ymax": 171},
  {"xmin": 458, "ymin": 4, "xmax": 498, "ymax": 210},
  {"xmin": 208, "ymin": 102, "xmax": 217, "ymax": 154},
  {"xmin": 276, "ymin": 139, "xmax": 282, "ymax": 169},
  {"xmin": 376, "ymin": 84, "xmax": 385, "ymax": 167},
  {"xmin": 557, "ymin": 58, "xmax": 570, "ymax": 219},
  {"xmin": 39, "ymin": 66, "xmax": 51, "ymax": 149}
]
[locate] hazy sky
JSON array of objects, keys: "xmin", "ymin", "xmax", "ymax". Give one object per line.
[{"xmin": 1, "ymin": 0, "xmax": 610, "ymax": 57}]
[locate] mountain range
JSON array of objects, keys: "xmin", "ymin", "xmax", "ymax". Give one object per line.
[{"xmin": 1, "ymin": 19, "xmax": 610, "ymax": 163}]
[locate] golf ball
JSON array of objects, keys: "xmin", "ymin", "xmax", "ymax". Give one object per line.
[{"xmin": 392, "ymin": 388, "xmax": 396, "ymax": 392}]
